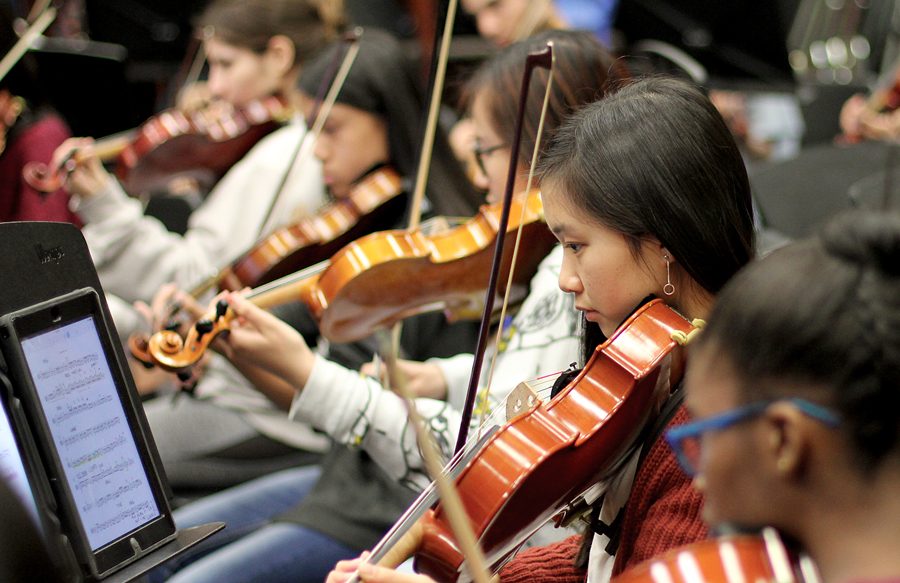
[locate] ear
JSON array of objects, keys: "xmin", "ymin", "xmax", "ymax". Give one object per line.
[
  {"xmin": 659, "ymin": 245, "xmax": 674, "ymax": 267},
  {"xmin": 264, "ymin": 35, "xmax": 296, "ymax": 77},
  {"xmin": 761, "ymin": 402, "xmax": 811, "ymax": 479}
]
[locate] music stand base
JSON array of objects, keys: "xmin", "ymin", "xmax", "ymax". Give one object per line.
[{"xmin": 99, "ymin": 522, "xmax": 225, "ymax": 583}]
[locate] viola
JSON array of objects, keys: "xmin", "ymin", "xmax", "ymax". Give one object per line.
[
  {"xmin": 368, "ymin": 300, "xmax": 698, "ymax": 581},
  {"xmin": 145, "ymin": 190, "xmax": 556, "ymax": 372},
  {"xmin": 218, "ymin": 165, "xmax": 407, "ymax": 290},
  {"xmin": 22, "ymin": 95, "xmax": 291, "ymax": 195},
  {"xmin": 610, "ymin": 529, "xmax": 817, "ymax": 583}
]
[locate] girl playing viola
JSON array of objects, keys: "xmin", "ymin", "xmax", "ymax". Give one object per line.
[
  {"xmin": 322, "ymin": 76, "xmax": 755, "ymax": 581},
  {"xmin": 670, "ymin": 210, "xmax": 900, "ymax": 583}
]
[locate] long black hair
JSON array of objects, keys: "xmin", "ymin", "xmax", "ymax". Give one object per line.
[
  {"xmin": 298, "ymin": 28, "xmax": 481, "ymax": 218},
  {"xmin": 697, "ymin": 210, "xmax": 900, "ymax": 473},
  {"xmin": 537, "ymin": 76, "xmax": 755, "ymax": 358}
]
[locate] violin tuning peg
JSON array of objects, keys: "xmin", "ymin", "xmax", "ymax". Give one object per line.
[
  {"xmin": 195, "ymin": 319, "xmax": 214, "ymax": 338},
  {"xmin": 215, "ymin": 299, "xmax": 229, "ymax": 319}
]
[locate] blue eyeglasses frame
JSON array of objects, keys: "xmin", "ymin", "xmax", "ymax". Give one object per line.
[{"xmin": 665, "ymin": 397, "xmax": 841, "ymax": 477}]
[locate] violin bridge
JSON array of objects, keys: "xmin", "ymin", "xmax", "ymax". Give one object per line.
[{"xmin": 504, "ymin": 381, "xmax": 540, "ymax": 421}]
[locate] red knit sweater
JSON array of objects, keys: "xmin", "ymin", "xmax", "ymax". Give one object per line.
[
  {"xmin": 498, "ymin": 406, "xmax": 707, "ymax": 582},
  {"xmin": 0, "ymin": 113, "xmax": 79, "ymax": 225}
]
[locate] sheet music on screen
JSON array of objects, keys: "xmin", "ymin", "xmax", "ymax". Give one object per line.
[{"xmin": 21, "ymin": 315, "xmax": 160, "ymax": 550}]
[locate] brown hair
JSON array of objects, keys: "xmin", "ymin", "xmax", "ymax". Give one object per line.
[
  {"xmin": 461, "ymin": 29, "xmax": 627, "ymax": 168},
  {"xmin": 196, "ymin": 0, "xmax": 344, "ymax": 67}
]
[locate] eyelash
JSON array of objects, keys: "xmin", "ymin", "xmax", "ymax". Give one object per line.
[{"xmin": 564, "ymin": 242, "xmax": 582, "ymax": 253}]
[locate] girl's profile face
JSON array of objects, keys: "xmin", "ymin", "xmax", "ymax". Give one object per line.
[
  {"xmin": 683, "ymin": 347, "xmax": 771, "ymax": 530},
  {"xmin": 204, "ymin": 36, "xmax": 284, "ymax": 107},
  {"xmin": 540, "ymin": 184, "xmax": 663, "ymax": 337},
  {"xmin": 469, "ymin": 92, "xmax": 526, "ymax": 204},
  {"xmin": 305, "ymin": 100, "xmax": 390, "ymax": 199}
]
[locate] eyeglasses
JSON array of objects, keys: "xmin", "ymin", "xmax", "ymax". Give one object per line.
[
  {"xmin": 472, "ymin": 141, "xmax": 507, "ymax": 177},
  {"xmin": 665, "ymin": 397, "xmax": 841, "ymax": 477}
]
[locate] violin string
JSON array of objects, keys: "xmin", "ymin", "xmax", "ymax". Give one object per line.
[
  {"xmin": 245, "ymin": 259, "xmax": 329, "ymax": 300},
  {"xmin": 477, "ymin": 44, "xmax": 556, "ymax": 431},
  {"xmin": 455, "ymin": 44, "xmax": 555, "ymax": 452},
  {"xmin": 256, "ymin": 30, "xmax": 362, "ymax": 239},
  {"xmin": 374, "ymin": 326, "xmax": 494, "ymax": 583},
  {"xmin": 474, "ymin": 372, "xmax": 561, "ymax": 438},
  {"xmin": 187, "ymin": 258, "xmax": 330, "ymax": 328}
]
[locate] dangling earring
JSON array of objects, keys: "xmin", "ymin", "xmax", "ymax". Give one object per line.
[{"xmin": 663, "ymin": 254, "xmax": 675, "ymax": 296}]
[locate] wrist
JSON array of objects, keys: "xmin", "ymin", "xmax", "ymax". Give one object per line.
[{"xmin": 288, "ymin": 347, "xmax": 317, "ymax": 392}]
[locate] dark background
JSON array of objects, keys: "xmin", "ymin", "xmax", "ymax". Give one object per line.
[{"xmin": 29, "ymin": 0, "xmax": 887, "ymax": 139}]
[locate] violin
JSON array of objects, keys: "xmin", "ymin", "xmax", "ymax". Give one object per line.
[
  {"xmin": 309, "ymin": 188, "xmax": 555, "ymax": 342},
  {"xmin": 22, "ymin": 95, "xmax": 291, "ymax": 195},
  {"xmin": 218, "ymin": 165, "xmax": 407, "ymax": 290},
  {"xmin": 127, "ymin": 165, "xmax": 404, "ymax": 366},
  {"xmin": 610, "ymin": 529, "xmax": 817, "ymax": 583},
  {"xmin": 145, "ymin": 189, "xmax": 556, "ymax": 372},
  {"xmin": 415, "ymin": 300, "xmax": 696, "ymax": 580},
  {"xmin": 367, "ymin": 300, "xmax": 698, "ymax": 581}
]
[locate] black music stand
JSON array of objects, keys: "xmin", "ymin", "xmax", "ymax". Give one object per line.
[{"xmin": 0, "ymin": 221, "xmax": 223, "ymax": 582}]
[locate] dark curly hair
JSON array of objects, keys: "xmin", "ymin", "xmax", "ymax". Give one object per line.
[{"xmin": 698, "ymin": 209, "xmax": 900, "ymax": 473}]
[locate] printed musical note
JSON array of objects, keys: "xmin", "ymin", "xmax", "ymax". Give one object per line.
[{"xmin": 60, "ymin": 417, "xmax": 121, "ymax": 449}]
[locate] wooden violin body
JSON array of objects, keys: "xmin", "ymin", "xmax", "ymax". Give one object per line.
[
  {"xmin": 22, "ymin": 95, "xmax": 290, "ymax": 195},
  {"xmin": 146, "ymin": 190, "xmax": 556, "ymax": 371},
  {"xmin": 411, "ymin": 300, "xmax": 696, "ymax": 581},
  {"xmin": 219, "ymin": 166, "xmax": 407, "ymax": 290},
  {"xmin": 117, "ymin": 95, "xmax": 291, "ymax": 195},
  {"xmin": 611, "ymin": 531, "xmax": 812, "ymax": 583},
  {"xmin": 310, "ymin": 189, "xmax": 556, "ymax": 343}
]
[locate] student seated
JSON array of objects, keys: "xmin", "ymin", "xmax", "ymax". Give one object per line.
[{"xmin": 672, "ymin": 209, "xmax": 900, "ymax": 583}]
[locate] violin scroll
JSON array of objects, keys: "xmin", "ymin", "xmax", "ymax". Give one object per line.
[
  {"xmin": 22, "ymin": 154, "xmax": 75, "ymax": 193},
  {"xmin": 127, "ymin": 333, "xmax": 155, "ymax": 369},
  {"xmin": 146, "ymin": 299, "xmax": 232, "ymax": 372}
]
